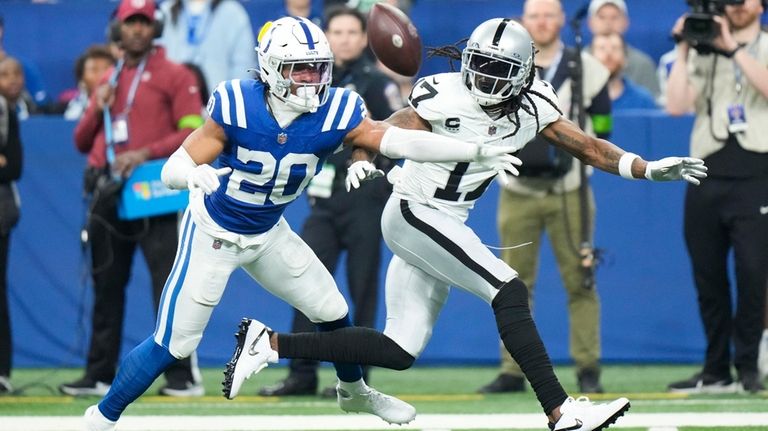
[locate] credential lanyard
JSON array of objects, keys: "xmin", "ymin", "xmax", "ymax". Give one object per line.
[
  {"xmin": 103, "ymin": 57, "xmax": 147, "ymax": 167},
  {"xmin": 733, "ymin": 32, "xmax": 761, "ymax": 97},
  {"xmin": 541, "ymin": 49, "xmax": 563, "ymax": 84}
]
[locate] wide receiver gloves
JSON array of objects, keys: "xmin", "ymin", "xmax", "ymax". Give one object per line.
[
  {"xmin": 161, "ymin": 146, "xmax": 231, "ymax": 194},
  {"xmin": 619, "ymin": 152, "xmax": 708, "ymax": 185}
]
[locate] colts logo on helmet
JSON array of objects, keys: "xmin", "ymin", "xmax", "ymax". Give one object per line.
[{"xmin": 277, "ymin": 132, "xmax": 288, "ymax": 144}]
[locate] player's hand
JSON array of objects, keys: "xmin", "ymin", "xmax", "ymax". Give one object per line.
[
  {"xmin": 345, "ymin": 160, "xmax": 384, "ymax": 192},
  {"xmin": 474, "ymin": 144, "xmax": 522, "ymax": 186},
  {"xmin": 645, "ymin": 157, "xmax": 707, "ymax": 185},
  {"xmin": 187, "ymin": 164, "xmax": 232, "ymax": 194}
]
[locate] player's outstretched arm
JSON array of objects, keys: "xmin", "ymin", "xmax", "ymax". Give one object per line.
[
  {"xmin": 540, "ymin": 117, "xmax": 707, "ymax": 185},
  {"xmin": 343, "ymin": 107, "xmax": 521, "ymax": 175},
  {"xmin": 161, "ymin": 117, "xmax": 231, "ymax": 194}
]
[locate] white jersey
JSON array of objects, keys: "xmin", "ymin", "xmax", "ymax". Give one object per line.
[{"xmin": 392, "ymin": 72, "xmax": 561, "ymax": 221}]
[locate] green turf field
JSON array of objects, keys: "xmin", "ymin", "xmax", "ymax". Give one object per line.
[{"xmin": 1, "ymin": 365, "xmax": 766, "ymax": 430}]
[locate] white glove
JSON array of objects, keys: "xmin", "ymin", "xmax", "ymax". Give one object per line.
[
  {"xmin": 345, "ymin": 160, "xmax": 385, "ymax": 191},
  {"xmin": 645, "ymin": 157, "xmax": 708, "ymax": 185},
  {"xmin": 187, "ymin": 165, "xmax": 232, "ymax": 194},
  {"xmin": 474, "ymin": 143, "xmax": 523, "ymax": 186}
]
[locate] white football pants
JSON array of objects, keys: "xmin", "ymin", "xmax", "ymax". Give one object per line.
[
  {"xmin": 381, "ymin": 197, "xmax": 517, "ymax": 358},
  {"xmin": 154, "ymin": 209, "xmax": 348, "ymax": 359}
]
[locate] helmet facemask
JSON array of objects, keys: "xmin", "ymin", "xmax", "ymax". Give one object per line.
[
  {"xmin": 460, "ymin": 18, "xmax": 535, "ymax": 107},
  {"xmin": 257, "ymin": 17, "xmax": 334, "ymax": 113},
  {"xmin": 272, "ymin": 58, "xmax": 333, "ymax": 113}
]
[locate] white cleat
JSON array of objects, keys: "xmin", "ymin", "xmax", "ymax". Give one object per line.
[
  {"xmin": 83, "ymin": 405, "xmax": 116, "ymax": 431},
  {"xmin": 550, "ymin": 396, "xmax": 630, "ymax": 431},
  {"xmin": 337, "ymin": 383, "xmax": 417, "ymax": 425},
  {"xmin": 758, "ymin": 330, "xmax": 768, "ymax": 380},
  {"xmin": 222, "ymin": 318, "xmax": 278, "ymax": 400}
]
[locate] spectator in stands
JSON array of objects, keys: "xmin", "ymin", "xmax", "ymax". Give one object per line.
[
  {"xmin": 0, "ymin": 14, "xmax": 48, "ymax": 106},
  {"xmin": 478, "ymin": 0, "xmax": 611, "ymax": 395},
  {"xmin": 258, "ymin": 6, "xmax": 403, "ymax": 398},
  {"xmin": 586, "ymin": 0, "xmax": 660, "ymax": 99},
  {"xmin": 59, "ymin": 0, "xmax": 206, "ymax": 398},
  {"xmin": 158, "ymin": 0, "xmax": 255, "ymax": 94},
  {"xmin": 0, "ymin": 57, "xmax": 37, "ymax": 120},
  {"xmin": 0, "ymin": 93, "xmax": 22, "ymax": 395},
  {"xmin": 324, "ymin": 0, "xmax": 415, "ymax": 15},
  {"xmin": 283, "ymin": 0, "xmax": 324, "ymax": 27},
  {"xmin": 666, "ymin": 0, "xmax": 768, "ymax": 394},
  {"xmin": 592, "ymin": 33, "xmax": 658, "ymax": 110},
  {"xmin": 64, "ymin": 45, "xmax": 115, "ymax": 121}
]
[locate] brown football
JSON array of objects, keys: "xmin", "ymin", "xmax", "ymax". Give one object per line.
[{"xmin": 367, "ymin": 3, "xmax": 422, "ymax": 77}]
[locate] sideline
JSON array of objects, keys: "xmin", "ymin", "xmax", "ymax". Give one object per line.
[{"xmin": 3, "ymin": 412, "xmax": 768, "ymax": 430}]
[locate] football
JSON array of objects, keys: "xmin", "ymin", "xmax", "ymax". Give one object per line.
[{"xmin": 367, "ymin": 3, "xmax": 422, "ymax": 77}]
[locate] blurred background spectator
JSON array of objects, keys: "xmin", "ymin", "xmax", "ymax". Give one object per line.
[
  {"xmin": 59, "ymin": 0, "xmax": 205, "ymax": 398},
  {"xmin": 283, "ymin": 0, "xmax": 324, "ymax": 26},
  {"xmin": 158, "ymin": 0, "xmax": 256, "ymax": 94},
  {"xmin": 0, "ymin": 57, "xmax": 37, "ymax": 121},
  {"xmin": 0, "ymin": 93, "xmax": 22, "ymax": 395},
  {"xmin": 591, "ymin": 32, "xmax": 658, "ymax": 110},
  {"xmin": 0, "ymin": 14, "xmax": 48, "ymax": 107},
  {"xmin": 62, "ymin": 45, "xmax": 116, "ymax": 121},
  {"xmin": 586, "ymin": 0, "xmax": 660, "ymax": 99},
  {"xmin": 325, "ymin": 0, "xmax": 415, "ymax": 15}
]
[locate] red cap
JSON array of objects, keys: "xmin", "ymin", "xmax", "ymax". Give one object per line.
[{"xmin": 116, "ymin": 0, "xmax": 156, "ymax": 22}]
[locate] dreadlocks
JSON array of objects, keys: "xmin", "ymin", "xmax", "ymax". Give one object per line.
[{"xmin": 426, "ymin": 39, "xmax": 562, "ymax": 139}]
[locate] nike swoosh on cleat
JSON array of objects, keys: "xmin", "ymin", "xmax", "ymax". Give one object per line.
[
  {"xmin": 557, "ymin": 418, "xmax": 582, "ymax": 431},
  {"xmin": 248, "ymin": 327, "xmax": 268, "ymax": 356}
]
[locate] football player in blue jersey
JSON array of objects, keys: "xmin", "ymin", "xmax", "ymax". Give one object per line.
[
  {"xmin": 81, "ymin": 16, "xmax": 524, "ymax": 431},
  {"xmin": 226, "ymin": 17, "xmax": 708, "ymax": 431}
]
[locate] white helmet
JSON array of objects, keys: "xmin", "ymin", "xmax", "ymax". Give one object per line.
[
  {"xmin": 257, "ymin": 17, "xmax": 334, "ymax": 112},
  {"xmin": 461, "ymin": 18, "xmax": 534, "ymax": 107}
]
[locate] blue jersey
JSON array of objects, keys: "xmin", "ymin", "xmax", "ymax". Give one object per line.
[{"xmin": 205, "ymin": 79, "xmax": 366, "ymax": 234}]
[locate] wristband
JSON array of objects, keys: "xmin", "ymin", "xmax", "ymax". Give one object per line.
[{"xmin": 618, "ymin": 152, "xmax": 639, "ymax": 180}]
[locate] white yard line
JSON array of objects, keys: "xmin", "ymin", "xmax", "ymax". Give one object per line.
[{"xmin": 3, "ymin": 412, "xmax": 768, "ymax": 431}]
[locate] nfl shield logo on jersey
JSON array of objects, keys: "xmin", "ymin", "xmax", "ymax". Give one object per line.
[
  {"xmin": 277, "ymin": 133, "xmax": 288, "ymax": 144},
  {"xmin": 488, "ymin": 125, "xmax": 497, "ymax": 136}
]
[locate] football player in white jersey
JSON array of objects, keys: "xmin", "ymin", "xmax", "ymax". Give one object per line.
[
  {"xmin": 228, "ymin": 18, "xmax": 708, "ymax": 431},
  {"xmin": 81, "ymin": 16, "xmax": 525, "ymax": 431}
]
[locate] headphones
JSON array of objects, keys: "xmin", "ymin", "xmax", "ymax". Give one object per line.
[{"xmin": 106, "ymin": 7, "xmax": 165, "ymax": 44}]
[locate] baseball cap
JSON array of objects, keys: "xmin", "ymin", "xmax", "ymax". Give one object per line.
[
  {"xmin": 588, "ymin": 0, "xmax": 627, "ymax": 17},
  {"xmin": 116, "ymin": 0, "xmax": 156, "ymax": 22}
]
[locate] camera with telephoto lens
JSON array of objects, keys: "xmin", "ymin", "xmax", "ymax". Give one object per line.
[{"xmin": 681, "ymin": 0, "xmax": 745, "ymax": 54}]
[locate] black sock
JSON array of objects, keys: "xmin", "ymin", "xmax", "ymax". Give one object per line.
[
  {"xmin": 317, "ymin": 315, "xmax": 363, "ymax": 382},
  {"xmin": 493, "ymin": 278, "xmax": 567, "ymax": 414},
  {"xmin": 278, "ymin": 327, "xmax": 414, "ymax": 371}
]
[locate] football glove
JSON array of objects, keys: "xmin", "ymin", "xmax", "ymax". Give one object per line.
[
  {"xmin": 474, "ymin": 143, "xmax": 523, "ymax": 186},
  {"xmin": 645, "ymin": 157, "xmax": 707, "ymax": 185},
  {"xmin": 345, "ymin": 160, "xmax": 385, "ymax": 192},
  {"xmin": 187, "ymin": 164, "xmax": 232, "ymax": 195}
]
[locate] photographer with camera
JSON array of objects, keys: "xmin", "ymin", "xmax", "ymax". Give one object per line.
[{"xmin": 666, "ymin": 0, "xmax": 768, "ymax": 394}]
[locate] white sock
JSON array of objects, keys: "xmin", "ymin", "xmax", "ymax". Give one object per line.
[{"xmin": 338, "ymin": 378, "xmax": 367, "ymax": 394}]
